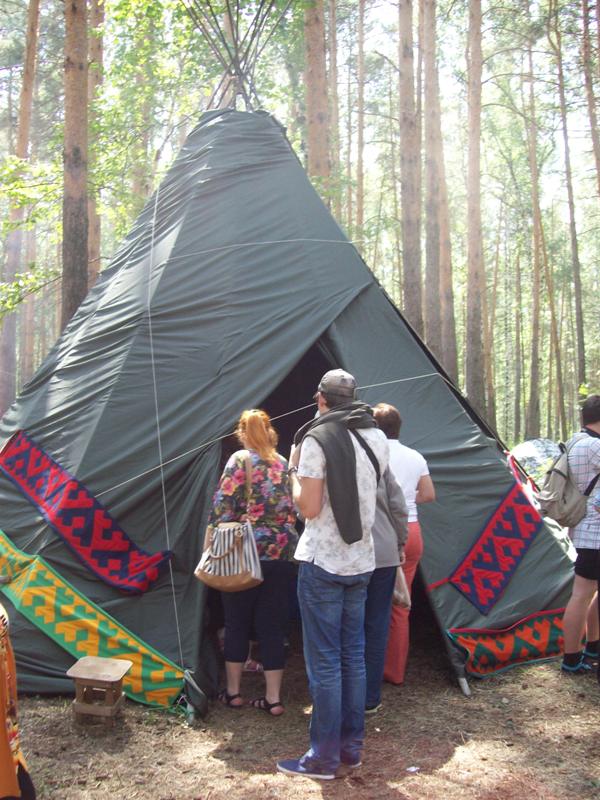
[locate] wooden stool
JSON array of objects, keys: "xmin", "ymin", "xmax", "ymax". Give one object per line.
[{"xmin": 67, "ymin": 656, "xmax": 132, "ymax": 726}]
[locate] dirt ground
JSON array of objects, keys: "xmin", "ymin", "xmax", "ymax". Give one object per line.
[{"xmin": 18, "ymin": 610, "xmax": 600, "ymax": 800}]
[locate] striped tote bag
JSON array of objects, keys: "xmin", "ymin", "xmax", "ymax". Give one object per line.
[{"xmin": 194, "ymin": 520, "xmax": 263, "ymax": 592}]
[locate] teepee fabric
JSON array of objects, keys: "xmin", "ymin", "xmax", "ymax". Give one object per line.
[{"xmin": 0, "ymin": 110, "xmax": 573, "ymax": 701}]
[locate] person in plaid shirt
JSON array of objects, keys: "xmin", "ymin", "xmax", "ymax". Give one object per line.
[{"xmin": 560, "ymin": 395, "xmax": 600, "ymax": 679}]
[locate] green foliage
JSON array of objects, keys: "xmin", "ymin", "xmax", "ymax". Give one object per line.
[
  {"xmin": 0, "ymin": 155, "xmax": 61, "ymax": 236},
  {"xmin": 0, "ymin": 267, "xmax": 60, "ymax": 318}
]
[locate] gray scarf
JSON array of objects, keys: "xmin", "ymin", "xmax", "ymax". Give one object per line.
[{"xmin": 294, "ymin": 402, "xmax": 377, "ymax": 545}]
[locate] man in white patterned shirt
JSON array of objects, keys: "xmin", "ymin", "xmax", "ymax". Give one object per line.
[
  {"xmin": 560, "ymin": 395, "xmax": 600, "ymax": 678},
  {"xmin": 277, "ymin": 370, "xmax": 388, "ymax": 780}
]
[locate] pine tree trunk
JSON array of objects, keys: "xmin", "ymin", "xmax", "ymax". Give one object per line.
[
  {"xmin": 398, "ymin": 0, "xmax": 423, "ymax": 336},
  {"xmin": 19, "ymin": 228, "xmax": 36, "ymax": 385},
  {"xmin": 582, "ymin": 0, "xmax": 600, "ymax": 196},
  {"xmin": 0, "ymin": 0, "xmax": 40, "ymax": 414},
  {"xmin": 356, "ymin": 0, "xmax": 365, "ymax": 232},
  {"xmin": 131, "ymin": 72, "xmax": 153, "ymax": 214},
  {"xmin": 465, "ymin": 0, "xmax": 486, "ymax": 415},
  {"xmin": 540, "ymin": 221, "xmax": 568, "ymax": 439},
  {"xmin": 345, "ymin": 56, "xmax": 353, "ymax": 235},
  {"xmin": 547, "ymin": 337, "xmax": 554, "ymax": 438},
  {"xmin": 523, "ymin": 44, "xmax": 544, "ymax": 440},
  {"xmin": 304, "ymin": 0, "xmax": 330, "ymax": 182},
  {"xmin": 62, "ymin": 0, "xmax": 88, "ymax": 331},
  {"xmin": 389, "ymin": 74, "xmax": 402, "ymax": 302},
  {"xmin": 423, "ymin": 0, "xmax": 442, "ymax": 360},
  {"xmin": 439, "ymin": 167, "xmax": 457, "ymax": 383},
  {"xmin": 87, "ymin": 0, "xmax": 103, "ymax": 287},
  {"xmin": 483, "ymin": 215, "xmax": 500, "ymax": 430},
  {"xmin": 514, "ymin": 253, "xmax": 522, "ymax": 443},
  {"xmin": 7, "ymin": 66, "xmax": 15, "ymax": 154},
  {"xmin": 328, "ymin": 0, "xmax": 341, "ymax": 220},
  {"xmin": 548, "ymin": 0, "xmax": 585, "ymax": 389},
  {"xmin": 416, "ymin": 0, "xmax": 424, "ymax": 255},
  {"xmin": 597, "ymin": 0, "xmax": 600, "ymax": 82}
]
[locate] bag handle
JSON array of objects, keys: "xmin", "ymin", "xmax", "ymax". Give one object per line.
[{"xmin": 204, "ymin": 527, "xmax": 245, "ymax": 560}]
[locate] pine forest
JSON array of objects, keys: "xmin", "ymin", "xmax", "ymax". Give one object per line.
[{"xmin": 0, "ymin": 0, "xmax": 599, "ymax": 448}]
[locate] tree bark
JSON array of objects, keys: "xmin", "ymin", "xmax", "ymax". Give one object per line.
[
  {"xmin": 514, "ymin": 253, "xmax": 523, "ymax": 443},
  {"xmin": 423, "ymin": 0, "xmax": 442, "ymax": 360},
  {"xmin": 345, "ymin": 54, "xmax": 353, "ymax": 235},
  {"xmin": 62, "ymin": 0, "xmax": 89, "ymax": 330},
  {"xmin": 304, "ymin": 0, "xmax": 330, "ymax": 182},
  {"xmin": 19, "ymin": 228, "xmax": 36, "ymax": 386},
  {"xmin": 398, "ymin": 0, "xmax": 423, "ymax": 336},
  {"xmin": 87, "ymin": 0, "xmax": 103, "ymax": 287},
  {"xmin": 7, "ymin": 66, "xmax": 15, "ymax": 155},
  {"xmin": 131, "ymin": 70, "xmax": 153, "ymax": 214},
  {"xmin": 439, "ymin": 145, "xmax": 457, "ymax": 383},
  {"xmin": 389, "ymin": 72, "xmax": 403, "ymax": 303},
  {"xmin": 465, "ymin": 0, "xmax": 486, "ymax": 416},
  {"xmin": 548, "ymin": 0, "xmax": 585, "ymax": 389},
  {"xmin": 0, "ymin": 0, "xmax": 40, "ymax": 414},
  {"xmin": 523, "ymin": 54, "xmax": 540, "ymax": 440},
  {"xmin": 540, "ymin": 215, "xmax": 568, "ymax": 439},
  {"xmin": 356, "ymin": 0, "xmax": 365, "ymax": 233},
  {"xmin": 582, "ymin": 0, "xmax": 600, "ymax": 196},
  {"xmin": 327, "ymin": 0, "xmax": 341, "ymax": 220},
  {"xmin": 483, "ymin": 213, "xmax": 501, "ymax": 430}
]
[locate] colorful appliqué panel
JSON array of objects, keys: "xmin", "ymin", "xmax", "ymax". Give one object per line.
[
  {"xmin": 0, "ymin": 431, "xmax": 171, "ymax": 593},
  {"xmin": 446, "ymin": 483, "xmax": 543, "ymax": 614},
  {"xmin": 447, "ymin": 608, "xmax": 564, "ymax": 676},
  {"xmin": 0, "ymin": 530, "xmax": 183, "ymax": 706}
]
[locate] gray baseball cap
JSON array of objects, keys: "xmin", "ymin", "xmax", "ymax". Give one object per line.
[{"xmin": 317, "ymin": 369, "xmax": 357, "ymax": 400}]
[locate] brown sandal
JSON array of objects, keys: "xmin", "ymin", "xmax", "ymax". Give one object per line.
[
  {"xmin": 250, "ymin": 697, "xmax": 285, "ymax": 716},
  {"xmin": 217, "ymin": 689, "xmax": 244, "ymax": 708}
]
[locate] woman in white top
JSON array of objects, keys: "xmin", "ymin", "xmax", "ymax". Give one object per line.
[{"xmin": 373, "ymin": 403, "xmax": 435, "ymax": 685}]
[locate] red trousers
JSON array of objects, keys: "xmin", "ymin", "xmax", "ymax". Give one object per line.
[{"xmin": 383, "ymin": 521, "xmax": 423, "ymax": 684}]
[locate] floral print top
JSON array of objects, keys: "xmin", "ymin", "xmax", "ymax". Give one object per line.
[
  {"xmin": 209, "ymin": 449, "xmax": 297, "ymax": 561},
  {"xmin": 1, "ymin": 602, "xmax": 25, "ymax": 798}
]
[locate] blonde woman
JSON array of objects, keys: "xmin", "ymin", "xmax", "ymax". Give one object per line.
[
  {"xmin": 209, "ymin": 410, "xmax": 297, "ymax": 716},
  {"xmin": 1, "ymin": 600, "xmax": 36, "ymax": 800}
]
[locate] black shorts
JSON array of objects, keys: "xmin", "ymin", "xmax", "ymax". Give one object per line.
[{"xmin": 574, "ymin": 548, "xmax": 600, "ymax": 581}]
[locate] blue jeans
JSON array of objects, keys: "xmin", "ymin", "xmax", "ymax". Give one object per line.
[
  {"xmin": 297, "ymin": 561, "xmax": 372, "ymax": 772},
  {"xmin": 364, "ymin": 566, "xmax": 396, "ymax": 707}
]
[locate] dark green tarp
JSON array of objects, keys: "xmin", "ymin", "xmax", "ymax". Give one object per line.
[{"xmin": 0, "ymin": 109, "xmax": 573, "ymax": 697}]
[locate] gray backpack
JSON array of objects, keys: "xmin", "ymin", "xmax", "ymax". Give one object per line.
[{"xmin": 535, "ymin": 436, "xmax": 599, "ymax": 528}]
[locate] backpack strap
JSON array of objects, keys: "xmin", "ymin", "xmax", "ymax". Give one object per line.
[
  {"xmin": 244, "ymin": 452, "xmax": 253, "ymax": 499},
  {"xmin": 350, "ymin": 430, "xmax": 381, "ymax": 484},
  {"xmin": 584, "ymin": 473, "xmax": 599, "ymax": 497},
  {"xmin": 238, "ymin": 451, "xmax": 253, "ymax": 521},
  {"xmin": 565, "ymin": 436, "xmax": 600, "ymax": 496}
]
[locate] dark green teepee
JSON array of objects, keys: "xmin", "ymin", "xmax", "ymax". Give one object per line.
[{"xmin": 0, "ymin": 110, "xmax": 573, "ymax": 706}]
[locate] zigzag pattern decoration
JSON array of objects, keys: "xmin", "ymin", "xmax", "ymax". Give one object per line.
[
  {"xmin": 445, "ymin": 482, "xmax": 543, "ymax": 614},
  {"xmin": 0, "ymin": 430, "xmax": 171, "ymax": 593},
  {"xmin": 447, "ymin": 608, "xmax": 564, "ymax": 676},
  {"xmin": 0, "ymin": 529, "xmax": 183, "ymax": 706}
]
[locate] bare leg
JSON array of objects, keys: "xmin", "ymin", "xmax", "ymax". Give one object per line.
[
  {"xmin": 264, "ymin": 668, "xmax": 284, "ymax": 714},
  {"xmin": 585, "ymin": 593, "xmax": 599, "ymax": 642},
  {"xmin": 223, "ymin": 661, "xmax": 244, "ymax": 705},
  {"xmin": 563, "ymin": 576, "xmax": 597, "ymax": 652}
]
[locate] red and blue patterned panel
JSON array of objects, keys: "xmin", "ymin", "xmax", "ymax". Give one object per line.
[
  {"xmin": 447, "ymin": 608, "xmax": 564, "ymax": 675},
  {"xmin": 443, "ymin": 483, "xmax": 543, "ymax": 615},
  {"xmin": 0, "ymin": 430, "xmax": 171, "ymax": 593}
]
